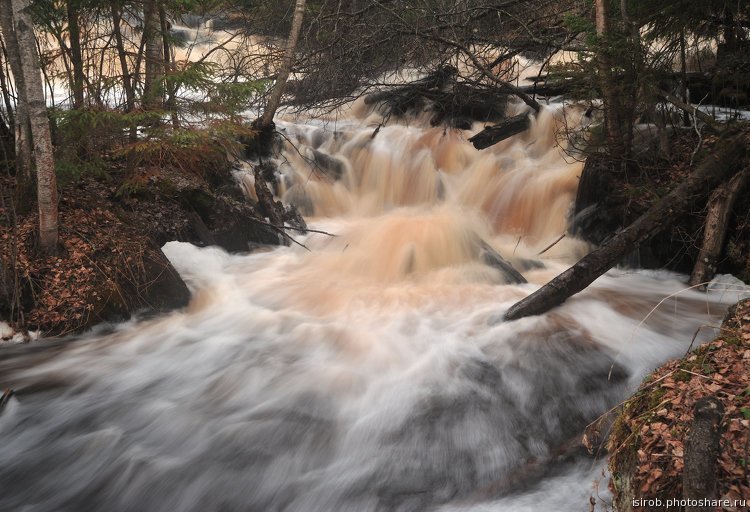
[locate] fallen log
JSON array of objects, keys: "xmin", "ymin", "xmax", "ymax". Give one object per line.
[
  {"xmin": 689, "ymin": 169, "xmax": 749, "ymax": 288},
  {"xmin": 469, "ymin": 113, "xmax": 531, "ymax": 150},
  {"xmin": 683, "ymin": 396, "xmax": 724, "ymax": 512},
  {"xmin": 504, "ymin": 130, "xmax": 748, "ymax": 321},
  {"xmin": 655, "ymin": 88, "xmax": 723, "ymax": 132},
  {"xmin": 364, "ymin": 73, "xmax": 509, "ymax": 125},
  {"xmin": 364, "ymin": 66, "xmax": 457, "ymax": 106}
]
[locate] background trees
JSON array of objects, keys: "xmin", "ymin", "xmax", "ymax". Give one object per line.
[{"xmin": 0, "ymin": 0, "xmax": 748, "ymax": 255}]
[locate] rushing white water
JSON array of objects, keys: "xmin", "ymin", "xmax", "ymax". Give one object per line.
[{"xmin": 0, "ymin": 102, "xmax": 745, "ymax": 511}]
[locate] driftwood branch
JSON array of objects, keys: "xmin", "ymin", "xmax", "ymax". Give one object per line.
[{"xmin": 504, "ymin": 130, "xmax": 748, "ymax": 321}]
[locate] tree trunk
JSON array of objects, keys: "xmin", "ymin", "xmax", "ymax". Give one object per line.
[
  {"xmin": 142, "ymin": 0, "xmax": 164, "ymax": 110},
  {"xmin": 0, "ymin": 47, "xmax": 14, "ymax": 151},
  {"xmin": 259, "ymin": 0, "xmax": 306, "ymax": 128},
  {"xmin": 159, "ymin": 3, "xmax": 178, "ymax": 128},
  {"xmin": 12, "ymin": 0, "xmax": 58, "ymax": 254},
  {"xmin": 683, "ymin": 396, "xmax": 724, "ymax": 512},
  {"xmin": 0, "ymin": 0, "xmax": 33, "ymax": 211},
  {"xmin": 679, "ymin": 30, "xmax": 690, "ymax": 126},
  {"xmin": 689, "ymin": 170, "xmax": 749, "ymax": 288},
  {"xmin": 66, "ymin": 0, "xmax": 85, "ymax": 109},
  {"xmin": 0, "ymin": 110, "xmax": 12, "ymax": 151},
  {"xmin": 594, "ymin": 0, "xmax": 625, "ymax": 159},
  {"xmin": 110, "ymin": 1, "xmax": 135, "ymax": 113},
  {"xmin": 0, "ymin": 44, "xmax": 15, "ymax": 127},
  {"xmin": 504, "ymin": 132, "xmax": 747, "ymax": 321}
]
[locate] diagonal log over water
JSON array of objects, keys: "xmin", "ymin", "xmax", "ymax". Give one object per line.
[{"xmin": 505, "ymin": 129, "xmax": 749, "ymax": 321}]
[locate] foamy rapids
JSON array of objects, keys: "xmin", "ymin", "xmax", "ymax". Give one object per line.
[{"xmin": 1, "ymin": 100, "xmax": 745, "ymax": 511}]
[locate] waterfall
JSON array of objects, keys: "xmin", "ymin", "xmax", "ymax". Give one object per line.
[{"xmin": 0, "ymin": 101, "xmax": 743, "ymax": 512}]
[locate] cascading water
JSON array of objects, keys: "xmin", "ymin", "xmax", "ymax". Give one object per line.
[{"xmin": 0, "ymin": 100, "xmax": 744, "ymax": 512}]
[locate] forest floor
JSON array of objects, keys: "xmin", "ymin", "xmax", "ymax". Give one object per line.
[
  {"xmin": 0, "ymin": 173, "xmax": 190, "ymax": 338},
  {"xmin": 0, "ymin": 149, "xmax": 281, "ymax": 338}
]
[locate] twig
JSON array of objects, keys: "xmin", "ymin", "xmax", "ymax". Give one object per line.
[
  {"xmin": 689, "ymin": 93, "xmax": 710, "ymax": 166},
  {"xmin": 249, "ymin": 217, "xmax": 311, "ymax": 251},
  {"xmin": 537, "ymin": 233, "xmax": 566, "ymax": 255},
  {"xmin": 247, "ymin": 216, "xmax": 334, "ymax": 236},
  {"xmin": 683, "ymin": 324, "xmax": 739, "ymax": 357},
  {"xmin": 424, "ymin": 33, "xmax": 541, "ymax": 112}
]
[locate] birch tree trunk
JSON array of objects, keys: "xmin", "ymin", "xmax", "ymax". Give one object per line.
[
  {"xmin": 11, "ymin": 0, "xmax": 58, "ymax": 253},
  {"xmin": 0, "ymin": 0, "xmax": 33, "ymax": 209},
  {"xmin": 259, "ymin": 0, "xmax": 306, "ymax": 128}
]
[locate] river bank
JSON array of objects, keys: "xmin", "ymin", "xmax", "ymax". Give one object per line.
[
  {"xmin": 0, "ymin": 145, "xmax": 283, "ymax": 337},
  {"xmin": 607, "ymin": 298, "xmax": 750, "ymax": 511}
]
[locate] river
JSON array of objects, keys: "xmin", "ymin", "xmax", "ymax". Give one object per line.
[{"xmin": 0, "ymin": 100, "xmax": 743, "ymax": 511}]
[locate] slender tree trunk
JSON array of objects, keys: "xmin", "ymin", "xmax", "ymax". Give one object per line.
[
  {"xmin": 92, "ymin": 32, "xmax": 113, "ymax": 108},
  {"xmin": 504, "ymin": 131, "xmax": 747, "ymax": 321},
  {"xmin": 0, "ymin": 0, "xmax": 33, "ymax": 211},
  {"xmin": 259, "ymin": 0, "xmax": 306, "ymax": 128},
  {"xmin": 0, "ymin": 109, "xmax": 12, "ymax": 150},
  {"xmin": 0, "ymin": 42, "xmax": 15, "ymax": 127},
  {"xmin": 110, "ymin": 1, "xmax": 137, "ymax": 143},
  {"xmin": 132, "ymin": 23, "xmax": 147, "ymax": 95},
  {"xmin": 66, "ymin": 0, "xmax": 85, "ymax": 108},
  {"xmin": 619, "ymin": 0, "xmax": 641, "ymax": 164},
  {"xmin": 680, "ymin": 30, "xmax": 690, "ymax": 126},
  {"xmin": 0, "ymin": 43, "xmax": 15, "ymax": 154},
  {"xmin": 594, "ymin": 0, "xmax": 625, "ymax": 159},
  {"xmin": 12, "ymin": 0, "xmax": 58, "ymax": 254},
  {"xmin": 110, "ymin": 1, "xmax": 134, "ymax": 112},
  {"xmin": 35, "ymin": 35, "xmax": 56, "ymax": 109},
  {"xmin": 159, "ymin": 3, "xmax": 178, "ymax": 128},
  {"xmin": 45, "ymin": 19, "xmax": 75, "ymax": 103},
  {"xmin": 142, "ymin": 0, "xmax": 164, "ymax": 110}
]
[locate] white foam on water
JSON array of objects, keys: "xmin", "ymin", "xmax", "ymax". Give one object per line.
[{"xmin": 0, "ymin": 103, "xmax": 739, "ymax": 511}]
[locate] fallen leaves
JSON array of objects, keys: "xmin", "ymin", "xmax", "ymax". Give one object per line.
[
  {"xmin": 608, "ymin": 299, "xmax": 750, "ymax": 510},
  {"xmin": 0, "ymin": 178, "xmax": 157, "ymax": 336}
]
